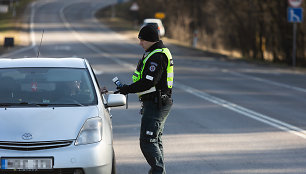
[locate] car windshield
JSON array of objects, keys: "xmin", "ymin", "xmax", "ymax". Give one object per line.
[
  {"xmin": 145, "ymin": 23, "xmax": 159, "ymax": 29},
  {"xmin": 0, "ymin": 68, "xmax": 97, "ymax": 106}
]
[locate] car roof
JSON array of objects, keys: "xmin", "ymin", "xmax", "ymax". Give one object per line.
[
  {"xmin": 144, "ymin": 18, "xmax": 162, "ymax": 23},
  {"xmin": 0, "ymin": 58, "xmax": 87, "ymax": 68}
]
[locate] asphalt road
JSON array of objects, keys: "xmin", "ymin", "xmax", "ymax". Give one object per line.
[{"xmin": 1, "ymin": 0, "xmax": 306, "ymax": 173}]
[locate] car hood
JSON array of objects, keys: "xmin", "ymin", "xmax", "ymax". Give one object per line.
[{"xmin": 0, "ymin": 106, "xmax": 99, "ymax": 142}]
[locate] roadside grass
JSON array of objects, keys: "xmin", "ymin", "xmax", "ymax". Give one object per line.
[{"xmin": 0, "ymin": 0, "xmax": 34, "ymax": 54}]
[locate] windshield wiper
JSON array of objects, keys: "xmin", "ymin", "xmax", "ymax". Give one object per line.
[
  {"xmin": 0, "ymin": 102, "xmax": 84, "ymax": 107},
  {"xmin": 19, "ymin": 102, "xmax": 50, "ymax": 106},
  {"xmin": 0, "ymin": 103, "xmax": 13, "ymax": 107},
  {"xmin": 53, "ymin": 103, "xmax": 84, "ymax": 106},
  {"xmin": 0, "ymin": 102, "xmax": 49, "ymax": 107}
]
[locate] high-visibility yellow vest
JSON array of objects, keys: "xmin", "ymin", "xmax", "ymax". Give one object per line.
[{"xmin": 132, "ymin": 48, "xmax": 174, "ymax": 96}]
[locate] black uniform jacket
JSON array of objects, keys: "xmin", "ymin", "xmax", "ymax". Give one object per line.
[{"xmin": 127, "ymin": 40, "xmax": 172, "ymax": 97}]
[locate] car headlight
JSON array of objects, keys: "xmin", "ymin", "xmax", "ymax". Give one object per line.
[{"xmin": 75, "ymin": 117, "xmax": 102, "ymax": 146}]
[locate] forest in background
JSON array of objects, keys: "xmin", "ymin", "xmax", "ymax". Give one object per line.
[{"xmin": 109, "ymin": 0, "xmax": 306, "ymax": 66}]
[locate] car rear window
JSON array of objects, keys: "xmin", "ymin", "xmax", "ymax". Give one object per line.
[{"xmin": 0, "ymin": 68, "xmax": 97, "ymax": 106}]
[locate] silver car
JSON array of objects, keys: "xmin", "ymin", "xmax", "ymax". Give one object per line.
[
  {"xmin": 142, "ymin": 18, "xmax": 165, "ymax": 37},
  {"xmin": 0, "ymin": 58, "xmax": 125, "ymax": 174}
]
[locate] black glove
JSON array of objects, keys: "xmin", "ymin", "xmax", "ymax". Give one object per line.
[{"xmin": 114, "ymin": 84, "xmax": 129, "ymax": 95}]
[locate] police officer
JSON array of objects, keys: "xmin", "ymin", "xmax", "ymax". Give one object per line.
[{"xmin": 115, "ymin": 24, "xmax": 174, "ymax": 174}]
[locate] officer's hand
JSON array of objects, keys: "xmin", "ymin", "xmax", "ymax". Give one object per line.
[
  {"xmin": 114, "ymin": 84, "xmax": 129, "ymax": 95},
  {"xmin": 100, "ymin": 86, "xmax": 108, "ymax": 94}
]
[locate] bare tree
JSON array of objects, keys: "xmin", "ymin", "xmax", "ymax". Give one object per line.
[{"xmin": 133, "ymin": 0, "xmax": 306, "ymax": 66}]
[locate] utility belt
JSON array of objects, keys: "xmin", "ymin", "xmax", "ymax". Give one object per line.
[
  {"xmin": 139, "ymin": 91, "xmax": 171, "ymax": 102},
  {"xmin": 139, "ymin": 91, "xmax": 171, "ymax": 115}
]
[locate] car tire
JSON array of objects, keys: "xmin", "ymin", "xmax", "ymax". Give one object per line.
[{"xmin": 111, "ymin": 149, "xmax": 116, "ymax": 174}]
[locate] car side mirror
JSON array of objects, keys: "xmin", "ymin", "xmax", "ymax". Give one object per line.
[{"xmin": 106, "ymin": 94, "xmax": 126, "ymax": 108}]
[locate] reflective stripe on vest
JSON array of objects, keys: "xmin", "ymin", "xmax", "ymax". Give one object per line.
[{"xmin": 132, "ymin": 48, "xmax": 174, "ymax": 96}]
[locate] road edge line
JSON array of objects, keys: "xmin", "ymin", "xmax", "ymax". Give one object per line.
[{"xmin": 175, "ymin": 82, "xmax": 306, "ymax": 140}]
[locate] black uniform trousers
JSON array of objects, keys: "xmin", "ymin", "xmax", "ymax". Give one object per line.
[{"xmin": 140, "ymin": 95, "xmax": 173, "ymax": 174}]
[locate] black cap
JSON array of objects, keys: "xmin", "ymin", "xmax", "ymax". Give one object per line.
[{"xmin": 138, "ymin": 25, "xmax": 160, "ymax": 42}]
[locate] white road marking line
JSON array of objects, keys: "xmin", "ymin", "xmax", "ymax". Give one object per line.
[
  {"xmin": 175, "ymin": 82, "xmax": 306, "ymax": 140},
  {"xmin": 228, "ymin": 71, "xmax": 306, "ymax": 93},
  {"xmin": 0, "ymin": 45, "xmax": 35, "ymax": 58},
  {"xmin": 59, "ymin": 1, "xmax": 306, "ymax": 140},
  {"xmin": 59, "ymin": 5, "xmax": 135, "ymax": 70},
  {"xmin": 54, "ymin": 46, "xmax": 71, "ymax": 51},
  {"xmin": 30, "ymin": 2, "xmax": 36, "ymax": 47}
]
